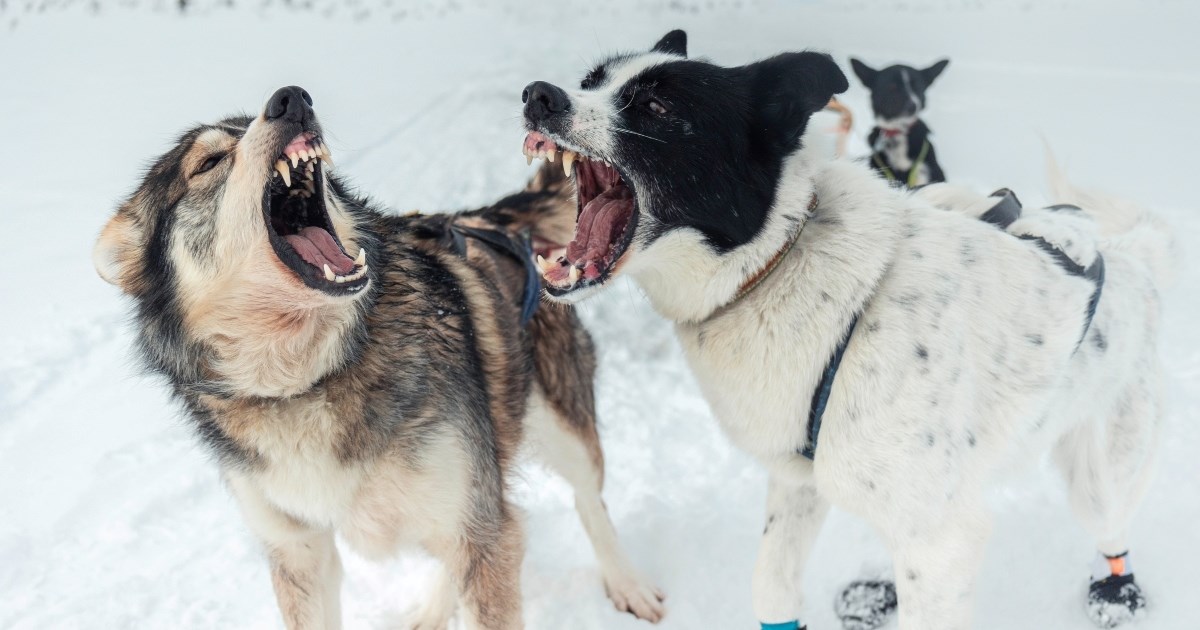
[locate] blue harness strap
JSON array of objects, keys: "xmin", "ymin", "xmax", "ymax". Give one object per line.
[
  {"xmin": 800, "ymin": 314, "xmax": 860, "ymax": 461},
  {"xmin": 446, "ymin": 224, "xmax": 542, "ymax": 326},
  {"xmin": 761, "ymin": 621, "xmax": 801, "ymax": 630}
]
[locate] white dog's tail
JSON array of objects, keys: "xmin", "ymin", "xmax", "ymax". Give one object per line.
[{"xmin": 1045, "ymin": 146, "xmax": 1179, "ymax": 290}]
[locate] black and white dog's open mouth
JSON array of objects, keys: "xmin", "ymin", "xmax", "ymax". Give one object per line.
[
  {"xmin": 263, "ymin": 132, "xmax": 368, "ymax": 295},
  {"xmin": 523, "ymin": 131, "xmax": 638, "ymax": 297}
]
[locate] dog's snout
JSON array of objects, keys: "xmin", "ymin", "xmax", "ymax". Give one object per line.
[
  {"xmin": 265, "ymin": 86, "xmax": 314, "ymax": 123},
  {"xmin": 522, "ymin": 81, "xmax": 570, "ymax": 121}
]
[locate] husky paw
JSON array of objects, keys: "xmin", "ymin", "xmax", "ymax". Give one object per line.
[
  {"xmin": 603, "ymin": 571, "xmax": 667, "ymax": 623},
  {"xmin": 1087, "ymin": 574, "xmax": 1145, "ymax": 628},
  {"xmin": 834, "ymin": 580, "xmax": 897, "ymax": 630}
]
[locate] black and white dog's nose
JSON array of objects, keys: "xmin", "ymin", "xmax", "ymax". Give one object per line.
[
  {"xmin": 522, "ymin": 81, "xmax": 571, "ymax": 120},
  {"xmin": 265, "ymin": 86, "xmax": 314, "ymax": 123}
]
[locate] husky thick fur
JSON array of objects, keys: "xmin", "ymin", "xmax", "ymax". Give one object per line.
[
  {"xmin": 94, "ymin": 86, "xmax": 664, "ymax": 629},
  {"xmin": 520, "ymin": 31, "xmax": 1171, "ymax": 629}
]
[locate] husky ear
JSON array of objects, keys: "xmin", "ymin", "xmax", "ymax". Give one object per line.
[
  {"xmin": 746, "ymin": 52, "xmax": 849, "ymax": 156},
  {"xmin": 850, "ymin": 57, "xmax": 878, "ymax": 87},
  {"xmin": 651, "ymin": 29, "xmax": 687, "ymax": 57},
  {"xmin": 94, "ymin": 211, "xmax": 140, "ymax": 291},
  {"xmin": 921, "ymin": 59, "xmax": 950, "ymax": 86}
]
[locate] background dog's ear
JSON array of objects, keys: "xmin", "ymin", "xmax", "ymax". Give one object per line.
[
  {"xmin": 94, "ymin": 211, "xmax": 140, "ymax": 292},
  {"xmin": 651, "ymin": 29, "xmax": 687, "ymax": 57},
  {"xmin": 921, "ymin": 59, "xmax": 950, "ymax": 86},
  {"xmin": 746, "ymin": 52, "xmax": 849, "ymax": 156},
  {"xmin": 849, "ymin": 57, "xmax": 878, "ymax": 87}
]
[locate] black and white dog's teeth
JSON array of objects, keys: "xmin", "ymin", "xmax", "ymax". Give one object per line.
[{"xmin": 834, "ymin": 580, "xmax": 897, "ymax": 630}]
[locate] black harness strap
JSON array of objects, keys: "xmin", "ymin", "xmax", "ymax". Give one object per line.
[
  {"xmin": 981, "ymin": 188, "xmax": 1105, "ymax": 347},
  {"xmin": 800, "ymin": 314, "xmax": 859, "ymax": 461},
  {"xmin": 445, "ymin": 223, "xmax": 542, "ymax": 326},
  {"xmin": 980, "ymin": 188, "xmax": 1022, "ymax": 229},
  {"xmin": 799, "ymin": 190, "xmax": 1105, "ymax": 461}
]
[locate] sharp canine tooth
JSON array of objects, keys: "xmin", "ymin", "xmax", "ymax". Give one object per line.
[
  {"xmin": 276, "ymin": 160, "xmax": 291, "ymax": 187},
  {"xmin": 568, "ymin": 266, "xmax": 581, "ymax": 283},
  {"xmin": 562, "ymin": 151, "xmax": 576, "ymax": 176},
  {"xmin": 546, "ymin": 150, "xmax": 556, "ymax": 163},
  {"xmin": 526, "ymin": 154, "xmax": 533, "ymax": 166},
  {"xmin": 355, "ymin": 248, "xmax": 366, "ymax": 266},
  {"xmin": 324, "ymin": 264, "xmax": 335, "ymax": 281}
]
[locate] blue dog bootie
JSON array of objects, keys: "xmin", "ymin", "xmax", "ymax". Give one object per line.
[{"xmin": 760, "ymin": 620, "xmax": 802, "ymax": 630}]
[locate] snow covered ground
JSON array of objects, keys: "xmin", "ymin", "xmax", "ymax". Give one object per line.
[{"xmin": 1, "ymin": 0, "xmax": 1198, "ymax": 628}]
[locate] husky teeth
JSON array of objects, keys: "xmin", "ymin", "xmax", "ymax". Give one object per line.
[
  {"xmin": 287, "ymin": 152, "xmax": 299, "ymax": 168},
  {"xmin": 526, "ymin": 153, "xmax": 533, "ymax": 166},
  {"xmin": 275, "ymin": 160, "xmax": 292, "ymax": 187},
  {"xmin": 568, "ymin": 266, "xmax": 581, "ymax": 284},
  {"xmin": 323, "ymin": 264, "xmax": 335, "ymax": 281},
  {"xmin": 546, "ymin": 150, "xmax": 556, "ymax": 163},
  {"xmin": 562, "ymin": 150, "xmax": 576, "ymax": 176},
  {"xmin": 355, "ymin": 248, "xmax": 366, "ymax": 266},
  {"xmin": 536, "ymin": 254, "xmax": 557, "ymax": 274}
]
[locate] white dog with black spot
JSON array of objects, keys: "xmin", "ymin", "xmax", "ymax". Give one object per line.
[{"xmin": 519, "ymin": 29, "xmax": 1175, "ymax": 630}]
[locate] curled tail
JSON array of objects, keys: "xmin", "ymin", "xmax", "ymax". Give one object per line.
[{"xmin": 1044, "ymin": 144, "xmax": 1178, "ymax": 290}]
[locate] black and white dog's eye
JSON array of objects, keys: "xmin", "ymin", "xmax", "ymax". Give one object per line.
[
  {"xmin": 193, "ymin": 154, "xmax": 225, "ymax": 176},
  {"xmin": 646, "ymin": 99, "xmax": 668, "ymax": 115}
]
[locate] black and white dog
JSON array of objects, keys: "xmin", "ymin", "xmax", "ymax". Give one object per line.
[
  {"xmin": 850, "ymin": 57, "xmax": 949, "ymax": 187},
  {"xmin": 521, "ymin": 30, "xmax": 1172, "ymax": 630}
]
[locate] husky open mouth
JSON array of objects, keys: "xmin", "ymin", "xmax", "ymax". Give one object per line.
[
  {"xmin": 263, "ymin": 132, "xmax": 368, "ymax": 295},
  {"xmin": 523, "ymin": 131, "xmax": 638, "ymax": 296}
]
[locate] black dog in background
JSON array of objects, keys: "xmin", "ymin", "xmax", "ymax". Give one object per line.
[{"xmin": 850, "ymin": 58, "xmax": 949, "ymax": 187}]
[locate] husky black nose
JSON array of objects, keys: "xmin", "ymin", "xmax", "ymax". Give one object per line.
[
  {"xmin": 265, "ymin": 86, "xmax": 314, "ymax": 123},
  {"xmin": 522, "ymin": 81, "xmax": 570, "ymax": 121}
]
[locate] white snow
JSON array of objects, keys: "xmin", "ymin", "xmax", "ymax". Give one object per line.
[{"xmin": 1, "ymin": 1, "xmax": 1198, "ymax": 628}]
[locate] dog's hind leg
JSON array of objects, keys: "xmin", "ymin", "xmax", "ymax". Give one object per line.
[
  {"xmin": 227, "ymin": 474, "xmax": 344, "ymax": 630},
  {"xmin": 752, "ymin": 476, "xmax": 830, "ymax": 629},
  {"xmin": 404, "ymin": 565, "xmax": 457, "ymax": 630},
  {"xmin": 524, "ymin": 386, "xmax": 667, "ymax": 622},
  {"xmin": 1054, "ymin": 378, "xmax": 1162, "ymax": 628}
]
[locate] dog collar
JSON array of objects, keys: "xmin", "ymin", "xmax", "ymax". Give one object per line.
[
  {"xmin": 720, "ymin": 194, "xmax": 819, "ymax": 313},
  {"xmin": 879, "ymin": 127, "xmax": 906, "ymax": 138}
]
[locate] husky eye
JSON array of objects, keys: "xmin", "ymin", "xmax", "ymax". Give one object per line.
[
  {"xmin": 645, "ymin": 98, "xmax": 668, "ymax": 116},
  {"xmin": 193, "ymin": 153, "xmax": 226, "ymax": 177}
]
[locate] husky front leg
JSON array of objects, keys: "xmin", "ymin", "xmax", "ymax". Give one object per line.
[
  {"xmin": 228, "ymin": 475, "xmax": 343, "ymax": 630},
  {"xmin": 753, "ymin": 477, "xmax": 830, "ymax": 629}
]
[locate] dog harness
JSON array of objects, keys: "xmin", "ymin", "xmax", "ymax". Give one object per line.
[
  {"xmin": 873, "ymin": 138, "xmax": 930, "ymax": 188},
  {"xmin": 442, "ymin": 221, "xmax": 542, "ymax": 326},
  {"xmin": 979, "ymin": 189, "xmax": 1106, "ymax": 348}
]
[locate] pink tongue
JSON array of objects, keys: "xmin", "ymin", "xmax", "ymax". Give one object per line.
[
  {"xmin": 565, "ymin": 186, "xmax": 633, "ymax": 263},
  {"xmin": 284, "ymin": 226, "xmax": 356, "ymax": 274},
  {"xmin": 523, "ymin": 131, "xmax": 557, "ymax": 155}
]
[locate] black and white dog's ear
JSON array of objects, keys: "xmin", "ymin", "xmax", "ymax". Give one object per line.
[
  {"xmin": 849, "ymin": 57, "xmax": 878, "ymax": 86},
  {"xmin": 746, "ymin": 52, "xmax": 849, "ymax": 155},
  {"xmin": 651, "ymin": 29, "xmax": 687, "ymax": 57},
  {"xmin": 921, "ymin": 59, "xmax": 950, "ymax": 86}
]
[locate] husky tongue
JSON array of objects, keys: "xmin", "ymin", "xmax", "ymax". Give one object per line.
[
  {"xmin": 284, "ymin": 226, "xmax": 356, "ymax": 274},
  {"xmin": 565, "ymin": 186, "xmax": 634, "ymax": 264}
]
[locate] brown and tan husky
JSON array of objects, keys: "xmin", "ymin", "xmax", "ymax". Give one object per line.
[{"xmin": 93, "ymin": 86, "xmax": 664, "ymax": 629}]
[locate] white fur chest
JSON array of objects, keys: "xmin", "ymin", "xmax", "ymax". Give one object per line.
[
  {"xmin": 676, "ymin": 310, "xmax": 823, "ymax": 480},
  {"xmin": 243, "ymin": 397, "xmax": 365, "ymax": 528}
]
